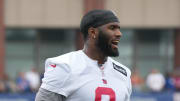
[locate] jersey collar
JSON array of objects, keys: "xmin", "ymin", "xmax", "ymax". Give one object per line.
[{"xmin": 80, "ymin": 50, "xmax": 109, "ymax": 67}]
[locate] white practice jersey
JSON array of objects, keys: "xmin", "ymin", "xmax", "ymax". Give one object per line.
[{"xmin": 41, "ymin": 50, "xmax": 132, "ymax": 101}]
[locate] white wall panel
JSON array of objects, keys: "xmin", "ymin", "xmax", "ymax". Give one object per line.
[
  {"xmin": 106, "ymin": 0, "xmax": 145, "ymax": 28},
  {"xmin": 106, "ymin": 0, "xmax": 180, "ymax": 28},
  {"xmin": 19, "ymin": 0, "xmax": 45, "ymax": 27},
  {"xmin": 5, "ymin": 0, "xmax": 180, "ymax": 28},
  {"xmin": 5, "ymin": 0, "xmax": 20, "ymax": 26},
  {"xmin": 5, "ymin": 0, "xmax": 83, "ymax": 28},
  {"xmin": 146, "ymin": 0, "xmax": 180, "ymax": 27},
  {"xmin": 45, "ymin": 0, "xmax": 83, "ymax": 28}
]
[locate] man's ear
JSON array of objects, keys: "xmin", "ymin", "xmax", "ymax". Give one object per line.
[{"xmin": 88, "ymin": 27, "xmax": 98, "ymax": 39}]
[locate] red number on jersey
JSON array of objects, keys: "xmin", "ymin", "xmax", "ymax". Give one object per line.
[{"xmin": 95, "ymin": 87, "xmax": 115, "ymax": 101}]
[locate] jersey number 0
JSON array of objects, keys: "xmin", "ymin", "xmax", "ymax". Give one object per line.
[{"xmin": 95, "ymin": 87, "xmax": 115, "ymax": 101}]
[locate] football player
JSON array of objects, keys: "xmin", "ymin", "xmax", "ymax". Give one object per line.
[{"xmin": 35, "ymin": 9, "xmax": 132, "ymax": 101}]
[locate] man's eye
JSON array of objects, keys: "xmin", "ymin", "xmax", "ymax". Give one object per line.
[
  {"xmin": 110, "ymin": 26, "xmax": 115, "ymax": 30},
  {"xmin": 109, "ymin": 25, "xmax": 120, "ymax": 30}
]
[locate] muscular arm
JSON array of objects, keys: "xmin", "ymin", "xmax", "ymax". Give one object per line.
[{"xmin": 35, "ymin": 88, "xmax": 66, "ymax": 101}]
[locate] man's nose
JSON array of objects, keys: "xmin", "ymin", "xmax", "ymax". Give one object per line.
[{"xmin": 115, "ymin": 30, "xmax": 122, "ymax": 38}]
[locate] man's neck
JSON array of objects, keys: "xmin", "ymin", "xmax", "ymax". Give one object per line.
[{"xmin": 83, "ymin": 45, "xmax": 107, "ymax": 65}]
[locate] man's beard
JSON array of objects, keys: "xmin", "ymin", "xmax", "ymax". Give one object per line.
[{"xmin": 96, "ymin": 29, "xmax": 119, "ymax": 57}]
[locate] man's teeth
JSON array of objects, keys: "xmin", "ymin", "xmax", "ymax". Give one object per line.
[{"xmin": 112, "ymin": 41, "xmax": 119, "ymax": 45}]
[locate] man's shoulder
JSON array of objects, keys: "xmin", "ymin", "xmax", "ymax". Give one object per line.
[
  {"xmin": 47, "ymin": 50, "xmax": 82, "ymax": 65},
  {"xmin": 108, "ymin": 57, "xmax": 131, "ymax": 77}
]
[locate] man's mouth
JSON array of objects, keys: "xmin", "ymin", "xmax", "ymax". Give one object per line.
[{"xmin": 111, "ymin": 40, "xmax": 119, "ymax": 49}]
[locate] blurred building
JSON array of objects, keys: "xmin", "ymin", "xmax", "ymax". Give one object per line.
[{"xmin": 0, "ymin": 0, "xmax": 180, "ymax": 79}]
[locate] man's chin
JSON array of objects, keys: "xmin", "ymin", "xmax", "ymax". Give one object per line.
[
  {"xmin": 108, "ymin": 49, "xmax": 119, "ymax": 57},
  {"xmin": 110, "ymin": 53, "xmax": 119, "ymax": 57}
]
